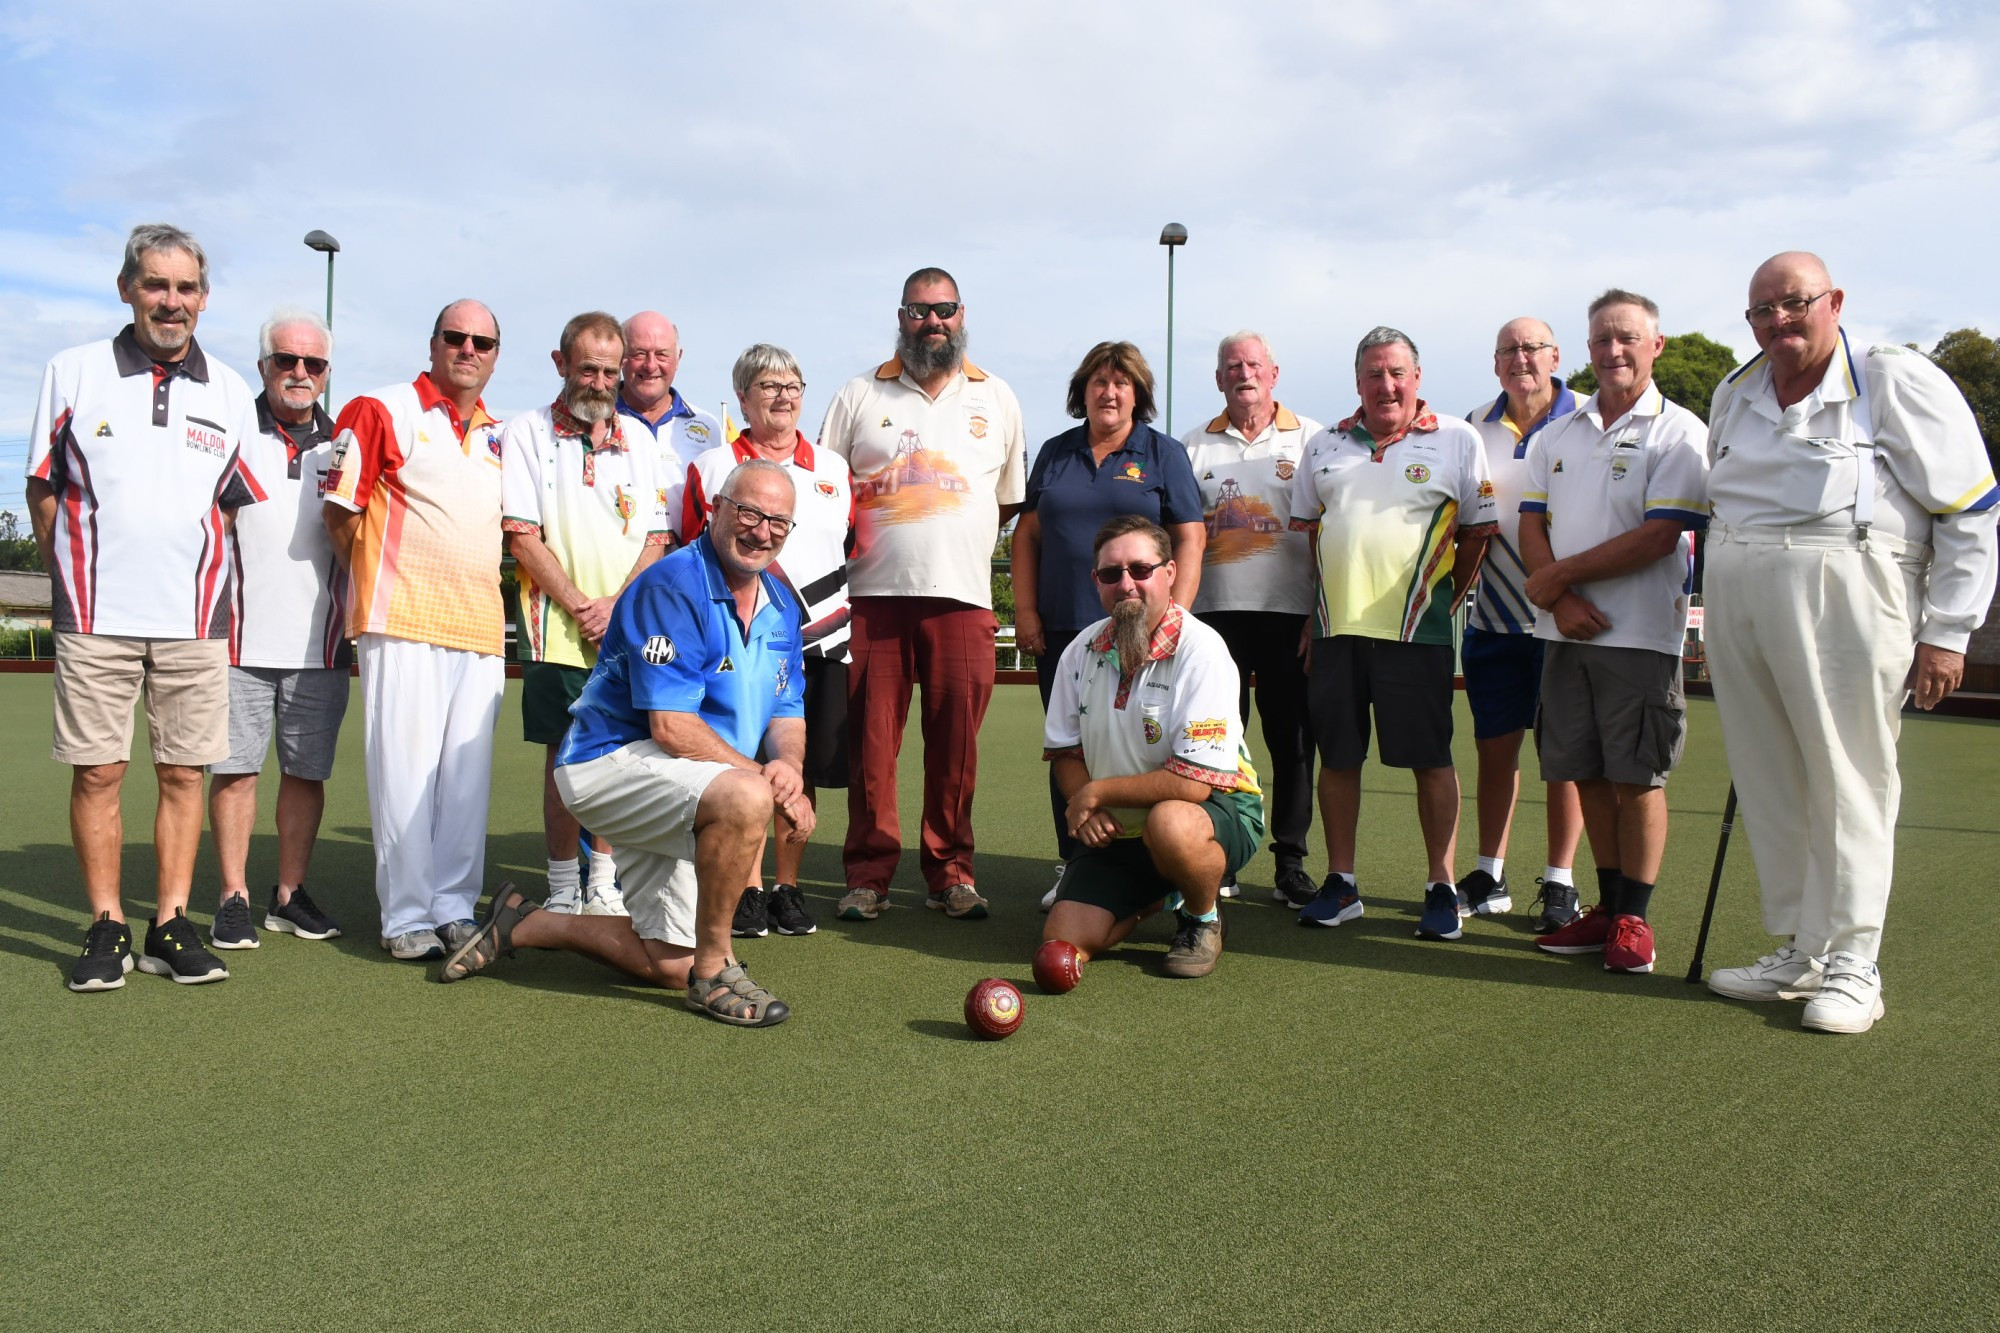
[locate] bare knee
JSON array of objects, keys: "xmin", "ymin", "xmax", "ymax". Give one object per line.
[
  {"xmin": 697, "ymin": 770, "xmax": 774, "ymax": 834},
  {"xmin": 74, "ymin": 763, "xmax": 126, "ymax": 798},
  {"xmin": 1142, "ymin": 800, "xmax": 1211, "ymax": 856}
]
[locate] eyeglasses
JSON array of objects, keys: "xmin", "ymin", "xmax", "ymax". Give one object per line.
[
  {"xmin": 753, "ymin": 380, "xmax": 806, "ymax": 398},
  {"xmin": 438, "ymin": 329, "xmax": 500, "ymax": 352},
  {"xmin": 267, "ymin": 352, "xmax": 330, "ymax": 376},
  {"xmin": 901, "ymin": 301, "xmax": 961, "ymax": 321},
  {"xmin": 716, "ymin": 494, "xmax": 794, "ymax": 538},
  {"xmin": 1494, "ymin": 342, "xmax": 1554, "ymax": 361},
  {"xmin": 1092, "ymin": 560, "xmax": 1166, "ymax": 585},
  {"xmin": 1744, "ymin": 291, "xmax": 1831, "ymax": 327}
]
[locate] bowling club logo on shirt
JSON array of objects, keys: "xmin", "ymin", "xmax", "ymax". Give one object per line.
[
  {"xmin": 686, "ymin": 423, "xmax": 711, "ymax": 446},
  {"xmin": 642, "ymin": 635, "xmax": 676, "ymax": 665},
  {"xmin": 1143, "ymin": 717, "xmax": 1163, "ymax": 745},
  {"xmin": 483, "ymin": 428, "xmax": 504, "ymax": 462},
  {"xmin": 1117, "ymin": 462, "xmax": 1147, "ymax": 483},
  {"xmin": 1610, "ymin": 458, "xmax": 1632, "ymax": 482},
  {"xmin": 184, "ymin": 416, "xmax": 227, "ymax": 457},
  {"xmin": 968, "ymin": 414, "xmax": 988, "ymax": 439},
  {"xmin": 1275, "ymin": 460, "xmax": 1296, "ymax": 480},
  {"xmin": 814, "ymin": 480, "xmax": 838, "ymax": 497},
  {"xmin": 1404, "ymin": 462, "xmax": 1430, "ymax": 484}
]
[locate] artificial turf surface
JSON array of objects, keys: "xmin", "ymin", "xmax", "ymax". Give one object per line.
[{"xmin": 0, "ymin": 675, "xmax": 1995, "ymax": 1330}]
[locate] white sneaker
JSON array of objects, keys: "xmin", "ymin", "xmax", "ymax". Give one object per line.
[
  {"xmin": 1040, "ymin": 864, "xmax": 1065, "ymax": 913},
  {"xmin": 581, "ymin": 883, "xmax": 628, "ymax": 916},
  {"xmin": 1217, "ymin": 876, "xmax": 1239, "ymax": 900},
  {"xmin": 1707, "ymin": 942, "xmax": 1818, "ymax": 1002},
  {"xmin": 545, "ymin": 884, "xmax": 581, "ymax": 915},
  {"xmin": 1801, "ymin": 952, "xmax": 1884, "ymax": 1034}
]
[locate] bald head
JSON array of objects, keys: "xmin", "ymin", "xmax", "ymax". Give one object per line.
[
  {"xmin": 621, "ymin": 310, "xmax": 684, "ymax": 415},
  {"xmin": 1751, "ymin": 251, "xmax": 1832, "ymax": 299},
  {"xmin": 1747, "ymin": 250, "xmax": 1843, "ymax": 376},
  {"xmin": 1493, "ymin": 316, "xmax": 1561, "ymax": 414}
]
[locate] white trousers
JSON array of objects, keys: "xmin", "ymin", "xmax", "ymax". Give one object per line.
[
  {"xmin": 358, "ymin": 634, "xmax": 504, "ymax": 936},
  {"xmin": 1704, "ymin": 526, "xmax": 1924, "ymax": 962}
]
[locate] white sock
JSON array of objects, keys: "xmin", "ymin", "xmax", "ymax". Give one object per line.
[
  {"xmin": 1330, "ymin": 871, "xmax": 1357, "ymax": 889},
  {"xmin": 547, "ymin": 858, "xmax": 580, "ymax": 897},
  {"xmin": 586, "ymin": 852, "xmax": 617, "ymax": 892},
  {"xmin": 1543, "ymin": 864, "xmax": 1573, "ymax": 887},
  {"xmin": 1478, "ymin": 856, "xmax": 1504, "ymax": 879}
]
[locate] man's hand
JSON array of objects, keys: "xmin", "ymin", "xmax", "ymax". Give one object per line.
[
  {"xmin": 1524, "ymin": 561, "xmax": 1572, "ymax": 611},
  {"xmin": 572, "ymin": 595, "xmax": 615, "ymax": 645},
  {"xmin": 779, "ymin": 794, "xmax": 817, "ymax": 842},
  {"xmin": 1909, "ymin": 643, "xmax": 1965, "ymax": 711},
  {"xmin": 761, "ymin": 758, "xmax": 805, "ymax": 808},
  {"xmin": 1064, "ymin": 782, "xmax": 1124, "ymax": 848},
  {"xmin": 1550, "ymin": 591, "xmax": 1610, "ymax": 641}
]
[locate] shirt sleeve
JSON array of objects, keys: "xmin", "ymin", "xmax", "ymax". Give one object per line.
[
  {"xmin": 1520, "ymin": 433, "xmax": 1550, "ymax": 517},
  {"xmin": 1867, "ymin": 347, "xmax": 2000, "ymax": 650},
  {"xmin": 1643, "ymin": 414, "xmax": 1711, "ymax": 530},
  {"xmin": 1041, "ymin": 634, "xmax": 1088, "ymax": 755},
  {"xmin": 499, "ymin": 417, "xmax": 543, "ymax": 535},
  {"xmin": 680, "ymin": 458, "xmax": 711, "ymax": 541},
  {"xmin": 1456, "ymin": 427, "xmax": 1499, "ymax": 532},
  {"xmin": 27, "ymin": 357, "xmax": 71, "ymax": 485},
  {"xmin": 325, "ymin": 395, "xmax": 397, "ymax": 513},
  {"xmin": 620, "ymin": 580, "xmax": 711, "ymax": 716},
  {"xmin": 995, "ymin": 383, "xmax": 1028, "ymax": 506},
  {"xmin": 1287, "ymin": 432, "xmax": 1324, "ymax": 531},
  {"xmin": 1156, "ymin": 431, "xmax": 1206, "ymax": 526},
  {"xmin": 1163, "ymin": 636, "xmax": 1247, "ymax": 789}
]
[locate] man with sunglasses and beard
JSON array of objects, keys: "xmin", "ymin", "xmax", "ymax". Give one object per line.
[
  {"xmin": 502, "ymin": 312, "xmax": 675, "ymax": 918},
  {"xmin": 1040, "ymin": 516, "xmax": 1265, "ymax": 982},
  {"xmin": 204, "ymin": 308, "xmax": 349, "ymax": 951},
  {"xmin": 324, "ymin": 299, "xmax": 508, "ymax": 962}
]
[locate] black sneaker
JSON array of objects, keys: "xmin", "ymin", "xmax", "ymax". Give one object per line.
[
  {"xmin": 68, "ymin": 913, "xmax": 133, "ymax": 992},
  {"xmin": 138, "ymin": 908, "xmax": 229, "ymax": 984},
  {"xmin": 1530, "ymin": 879, "xmax": 1582, "ymax": 935},
  {"xmin": 265, "ymin": 885, "xmax": 342, "ymax": 940},
  {"xmin": 1272, "ymin": 865, "xmax": 1318, "ymax": 908},
  {"xmin": 210, "ymin": 894, "xmax": 260, "ymax": 950},
  {"xmin": 767, "ymin": 883, "xmax": 817, "ymax": 936},
  {"xmin": 732, "ymin": 885, "xmax": 770, "ymax": 938},
  {"xmin": 1456, "ymin": 869, "xmax": 1513, "ymax": 919}
]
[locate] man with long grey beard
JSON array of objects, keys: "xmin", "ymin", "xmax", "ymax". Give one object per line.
[
  {"xmin": 1039, "ymin": 515, "xmax": 1265, "ymax": 982},
  {"xmin": 501, "ymin": 311, "xmax": 676, "ymax": 917}
]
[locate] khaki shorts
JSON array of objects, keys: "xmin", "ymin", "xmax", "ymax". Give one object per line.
[{"xmin": 53, "ymin": 632, "xmax": 230, "ymax": 767}]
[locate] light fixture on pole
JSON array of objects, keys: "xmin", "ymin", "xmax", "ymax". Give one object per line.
[
  {"xmin": 303, "ymin": 230, "xmax": 340, "ymax": 409},
  {"xmin": 1158, "ymin": 223, "xmax": 1188, "ymax": 437}
]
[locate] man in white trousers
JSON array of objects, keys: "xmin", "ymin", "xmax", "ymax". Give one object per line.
[
  {"xmin": 1703, "ymin": 252, "xmax": 1997, "ymax": 1034},
  {"xmin": 324, "ymin": 300, "xmax": 508, "ymax": 961}
]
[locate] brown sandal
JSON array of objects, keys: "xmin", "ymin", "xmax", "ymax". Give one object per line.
[{"xmin": 685, "ymin": 963, "xmax": 790, "ymax": 1027}]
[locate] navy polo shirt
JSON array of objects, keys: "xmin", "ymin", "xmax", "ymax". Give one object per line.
[
  {"xmin": 1023, "ymin": 423, "xmax": 1204, "ymax": 632},
  {"xmin": 557, "ymin": 532, "xmax": 805, "ymax": 767}
]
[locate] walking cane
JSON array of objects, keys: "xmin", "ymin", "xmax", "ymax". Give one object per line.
[{"xmin": 1684, "ymin": 783, "xmax": 1738, "ymax": 983}]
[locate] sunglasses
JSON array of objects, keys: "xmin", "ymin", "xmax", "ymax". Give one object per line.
[
  {"xmin": 438, "ymin": 329, "xmax": 500, "ymax": 352},
  {"xmin": 901, "ymin": 301, "xmax": 961, "ymax": 321},
  {"xmin": 267, "ymin": 352, "xmax": 329, "ymax": 375},
  {"xmin": 1092, "ymin": 560, "xmax": 1166, "ymax": 585}
]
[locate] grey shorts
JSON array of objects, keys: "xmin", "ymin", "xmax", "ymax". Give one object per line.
[
  {"xmin": 1536, "ymin": 643, "xmax": 1685, "ymax": 788},
  {"xmin": 211, "ymin": 666, "xmax": 352, "ymax": 780}
]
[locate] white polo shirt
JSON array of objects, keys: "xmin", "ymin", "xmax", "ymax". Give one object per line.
[
  {"xmin": 29, "ymin": 329, "xmax": 265, "ymax": 640},
  {"xmin": 1464, "ymin": 385, "xmax": 1579, "ymax": 635},
  {"xmin": 501, "ymin": 401, "xmax": 671, "ymax": 667},
  {"xmin": 683, "ymin": 432, "xmax": 856, "ymax": 661},
  {"xmin": 817, "ymin": 357, "xmax": 1027, "ymax": 607},
  {"xmin": 616, "ymin": 389, "xmax": 722, "ymax": 537},
  {"xmin": 1042, "ymin": 603, "xmax": 1263, "ymax": 839},
  {"xmin": 1521, "ymin": 384, "xmax": 1710, "ymax": 658},
  {"xmin": 1707, "ymin": 329, "xmax": 1999, "ymax": 652},
  {"xmin": 230, "ymin": 396, "xmax": 348, "ymax": 669},
  {"xmin": 1287, "ymin": 405, "xmax": 1498, "ymax": 646},
  {"xmin": 1181, "ymin": 404, "xmax": 1324, "ymax": 617}
]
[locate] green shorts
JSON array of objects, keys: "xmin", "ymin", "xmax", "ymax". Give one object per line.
[
  {"xmin": 1057, "ymin": 789, "xmax": 1258, "ymax": 920},
  {"xmin": 522, "ymin": 661, "xmax": 589, "ymax": 745}
]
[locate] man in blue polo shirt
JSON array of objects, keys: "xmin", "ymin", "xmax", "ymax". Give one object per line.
[{"xmin": 440, "ymin": 459, "xmax": 807, "ymax": 1027}]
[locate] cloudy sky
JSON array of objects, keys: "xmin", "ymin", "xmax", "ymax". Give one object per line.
[{"xmin": 4, "ymin": 0, "xmax": 1998, "ymax": 513}]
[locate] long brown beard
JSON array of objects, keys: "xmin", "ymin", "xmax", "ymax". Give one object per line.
[{"xmin": 1111, "ymin": 598, "xmax": 1150, "ymax": 675}]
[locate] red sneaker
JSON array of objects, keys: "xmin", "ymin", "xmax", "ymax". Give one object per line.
[
  {"xmin": 1534, "ymin": 903, "xmax": 1612, "ymax": 955},
  {"xmin": 1603, "ymin": 914, "xmax": 1656, "ymax": 974}
]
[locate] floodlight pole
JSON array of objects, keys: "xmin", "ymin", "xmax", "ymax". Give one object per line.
[
  {"xmin": 304, "ymin": 230, "xmax": 340, "ymax": 409},
  {"xmin": 1159, "ymin": 223, "xmax": 1188, "ymax": 437}
]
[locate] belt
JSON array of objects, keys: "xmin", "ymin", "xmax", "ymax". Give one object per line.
[{"xmin": 1710, "ymin": 522, "xmax": 1929, "ymax": 562}]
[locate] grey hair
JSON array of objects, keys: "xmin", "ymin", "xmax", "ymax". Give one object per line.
[
  {"xmin": 1355, "ymin": 326, "xmax": 1419, "ymax": 372},
  {"xmin": 731, "ymin": 343, "xmax": 803, "ymax": 399},
  {"xmin": 1216, "ymin": 329, "xmax": 1275, "ymax": 366},
  {"xmin": 1588, "ymin": 288, "xmax": 1660, "ymax": 328},
  {"xmin": 120, "ymin": 223, "xmax": 209, "ymax": 293},
  {"xmin": 258, "ymin": 307, "xmax": 334, "ymax": 360},
  {"xmin": 719, "ymin": 457, "xmax": 797, "ymax": 504}
]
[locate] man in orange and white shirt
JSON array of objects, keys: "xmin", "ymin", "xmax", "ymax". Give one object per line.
[{"xmin": 324, "ymin": 299, "xmax": 507, "ymax": 962}]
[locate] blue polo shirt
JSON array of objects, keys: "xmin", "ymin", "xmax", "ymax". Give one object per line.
[
  {"xmin": 1023, "ymin": 422, "xmax": 1204, "ymax": 632},
  {"xmin": 557, "ymin": 532, "xmax": 805, "ymax": 767}
]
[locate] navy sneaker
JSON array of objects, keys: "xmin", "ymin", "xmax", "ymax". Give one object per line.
[
  {"xmin": 69, "ymin": 913, "xmax": 134, "ymax": 992},
  {"xmin": 1456, "ymin": 869, "xmax": 1512, "ymax": 919},
  {"xmin": 1530, "ymin": 879, "xmax": 1582, "ymax": 935},
  {"xmin": 265, "ymin": 886, "xmax": 342, "ymax": 940},
  {"xmin": 1415, "ymin": 883, "xmax": 1464, "ymax": 941},
  {"xmin": 1298, "ymin": 875, "xmax": 1363, "ymax": 927}
]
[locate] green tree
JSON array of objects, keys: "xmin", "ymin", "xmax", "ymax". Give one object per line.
[
  {"xmin": 1921, "ymin": 328, "xmax": 2000, "ymax": 476},
  {"xmin": 1566, "ymin": 331, "xmax": 1740, "ymax": 422}
]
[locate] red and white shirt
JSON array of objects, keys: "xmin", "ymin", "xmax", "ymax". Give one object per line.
[
  {"xmin": 229, "ymin": 395, "xmax": 349, "ymax": 669},
  {"xmin": 29, "ymin": 328, "xmax": 265, "ymax": 639},
  {"xmin": 682, "ymin": 431, "xmax": 856, "ymax": 660}
]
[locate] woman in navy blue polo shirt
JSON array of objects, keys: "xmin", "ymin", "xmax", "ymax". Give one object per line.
[{"xmin": 1012, "ymin": 341, "xmax": 1206, "ymax": 900}]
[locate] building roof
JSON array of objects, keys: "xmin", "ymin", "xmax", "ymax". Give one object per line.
[{"xmin": 0, "ymin": 570, "xmax": 52, "ymax": 613}]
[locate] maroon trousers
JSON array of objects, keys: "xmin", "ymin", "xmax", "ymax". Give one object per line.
[{"xmin": 843, "ymin": 596, "xmax": 996, "ymax": 894}]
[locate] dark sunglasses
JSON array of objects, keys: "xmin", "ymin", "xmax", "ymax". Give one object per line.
[
  {"xmin": 901, "ymin": 301, "xmax": 960, "ymax": 321},
  {"xmin": 1092, "ymin": 560, "xmax": 1166, "ymax": 585},
  {"xmin": 267, "ymin": 352, "xmax": 329, "ymax": 375},
  {"xmin": 439, "ymin": 329, "xmax": 500, "ymax": 352}
]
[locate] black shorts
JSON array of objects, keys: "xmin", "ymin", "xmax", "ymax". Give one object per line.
[
  {"xmin": 800, "ymin": 656, "xmax": 850, "ymax": 789},
  {"xmin": 1056, "ymin": 789, "xmax": 1259, "ymax": 920},
  {"xmin": 521, "ymin": 661, "xmax": 588, "ymax": 746},
  {"xmin": 1307, "ymin": 635, "xmax": 1455, "ymax": 770}
]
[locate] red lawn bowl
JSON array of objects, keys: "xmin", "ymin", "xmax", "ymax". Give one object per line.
[
  {"xmin": 964, "ymin": 978, "xmax": 1025, "ymax": 1040},
  {"xmin": 1032, "ymin": 939, "xmax": 1083, "ymax": 994}
]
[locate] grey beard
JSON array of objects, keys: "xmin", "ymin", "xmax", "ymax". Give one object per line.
[
  {"xmin": 567, "ymin": 383, "xmax": 616, "ymax": 423},
  {"xmin": 1111, "ymin": 598, "xmax": 1151, "ymax": 674},
  {"xmin": 897, "ymin": 324, "xmax": 967, "ymax": 380}
]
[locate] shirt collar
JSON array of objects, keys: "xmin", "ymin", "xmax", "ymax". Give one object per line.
[
  {"xmin": 1483, "ymin": 384, "xmax": 1577, "ymax": 451},
  {"xmin": 254, "ymin": 392, "xmax": 335, "ymax": 448},
  {"xmin": 729, "ymin": 429, "xmax": 816, "ymax": 470},
  {"xmin": 1582, "ymin": 382, "xmax": 1664, "ymax": 429},
  {"xmin": 616, "ymin": 386, "xmax": 695, "ymax": 429},
  {"xmin": 1200, "ymin": 403, "xmax": 1302, "ymax": 438},
  {"xmin": 1337, "ymin": 401, "xmax": 1439, "ymax": 450},
  {"xmin": 1086, "ymin": 601, "xmax": 1186, "ymax": 666},
  {"xmin": 693, "ymin": 530, "xmax": 778, "ymax": 619},
  {"xmin": 874, "ymin": 356, "xmax": 990, "ymax": 384},
  {"xmin": 414, "ymin": 371, "xmax": 495, "ymax": 436},
  {"xmin": 551, "ymin": 395, "xmax": 629, "ymax": 451},
  {"xmin": 112, "ymin": 325, "xmax": 210, "ymax": 383}
]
